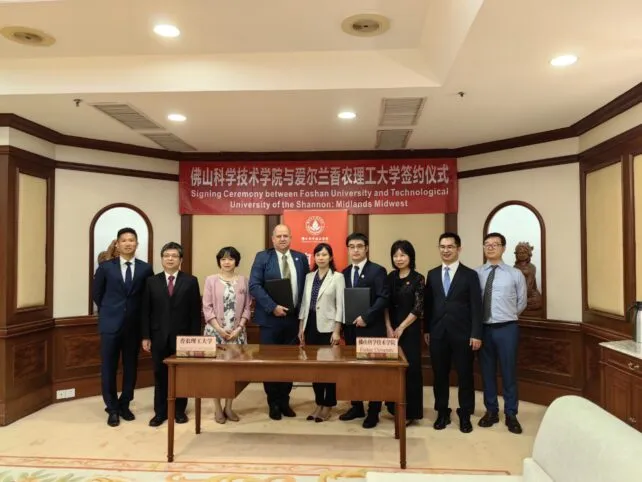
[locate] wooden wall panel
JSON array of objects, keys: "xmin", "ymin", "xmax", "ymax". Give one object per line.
[
  {"xmin": 582, "ymin": 323, "xmax": 628, "ymax": 405},
  {"xmin": 0, "ymin": 147, "xmax": 55, "ymax": 426},
  {"xmin": 422, "ymin": 319, "xmax": 583, "ymax": 406},
  {"xmin": 0, "ymin": 326, "xmax": 53, "ymax": 425},
  {"xmin": 52, "ymin": 316, "xmax": 153, "ymax": 401}
]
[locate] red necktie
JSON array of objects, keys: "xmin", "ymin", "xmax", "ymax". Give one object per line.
[{"xmin": 168, "ymin": 275, "xmax": 175, "ymax": 296}]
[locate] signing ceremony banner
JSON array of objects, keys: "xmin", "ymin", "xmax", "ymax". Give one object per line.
[
  {"xmin": 283, "ymin": 209, "xmax": 349, "ymax": 271},
  {"xmin": 180, "ymin": 158, "xmax": 457, "ymax": 215}
]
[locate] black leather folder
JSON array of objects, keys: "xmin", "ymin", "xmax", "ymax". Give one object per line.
[
  {"xmin": 344, "ymin": 287, "xmax": 371, "ymax": 324},
  {"xmin": 265, "ymin": 278, "xmax": 295, "ymax": 312}
]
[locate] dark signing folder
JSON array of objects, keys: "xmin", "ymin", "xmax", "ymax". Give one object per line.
[
  {"xmin": 265, "ymin": 278, "xmax": 295, "ymax": 312},
  {"xmin": 344, "ymin": 287, "xmax": 371, "ymax": 325}
]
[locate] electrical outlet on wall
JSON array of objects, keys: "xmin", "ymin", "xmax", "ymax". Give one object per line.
[{"xmin": 55, "ymin": 388, "xmax": 76, "ymax": 400}]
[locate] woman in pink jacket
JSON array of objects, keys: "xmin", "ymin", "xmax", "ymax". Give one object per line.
[{"xmin": 202, "ymin": 246, "xmax": 252, "ymax": 424}]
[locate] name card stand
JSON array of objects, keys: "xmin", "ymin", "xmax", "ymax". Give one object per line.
[
  {"xmin": 176, "ymin": 336, "xmax": 218, "ymax": 358},
  {"xmin": 356, "ymin": 337, "xmax": 398, "ymax": 360}
]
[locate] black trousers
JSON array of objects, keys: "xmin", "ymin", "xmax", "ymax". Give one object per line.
[
  {"xmin": 385, "ymin": 325, "xmax": 424, "ymax": 420},
  {"xmin": 100, "ymin": 326, "xmax": 140, "ymax": 414},
  {"xmin": 429, "ymin": 333, "xmax": 475, "ymax": 414},
  {"xmin": 343, "ymin": 324, "xmax": 382, "ymax": 415},
  {"xmin": 152, "ymin": 338, "xmax": 187, "ymax": 417},
  {"xmin": 259, "ymin": 317, "xmax": 299, "ymax": 407},
  {"xmin": 304, "ymin": 312, "xmax": 337, "ymax": 407}
]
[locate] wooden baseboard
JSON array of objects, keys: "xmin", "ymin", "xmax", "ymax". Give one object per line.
[
  {"xmin": 52, "ymin": 368, "xmax": 154, "ymax": 403},
  {"xmin": 0, "ymin": 384, "xmax": 52, "ymax": 426}
]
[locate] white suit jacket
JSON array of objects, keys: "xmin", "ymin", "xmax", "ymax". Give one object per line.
[{"xmin": 298, "ymin": 270, "xmax": 345, "ymax": 333}]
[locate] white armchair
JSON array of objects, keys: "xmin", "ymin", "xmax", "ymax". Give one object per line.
[{"xmin": 366, "ymin": 395, "xmax": 642, "ymax": 482}]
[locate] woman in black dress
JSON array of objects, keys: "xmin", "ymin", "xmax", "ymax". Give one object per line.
[{"xmin": 385, "ymin": 240, "xmax": 425, "ymax": 426}]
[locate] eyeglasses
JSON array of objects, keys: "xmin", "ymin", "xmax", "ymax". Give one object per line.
[
  {"xmin": 483, "ymin": 243, "xmax": 503, "ymax": 249},
  {"xmin": 438, "ymin": 245, "xmax": 458, "ymax": 251},
  {"xmin": 348, "ymin": 244, "xmax": 366, "ymax": 250},
  {"xmin": 162, "ymin": 254, "xmax": 180, "ymax": 259}
]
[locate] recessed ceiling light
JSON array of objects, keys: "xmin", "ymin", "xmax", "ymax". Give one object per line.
[
  {"xmin": 167, "ymin": 113, "xmax": 186, "ymax": 122},
  {"xmin": 338, "ymin": 111, "xmax": 357, "ymax": 120},
  {"xmin": 154, "ymin": 24, "xmax": 180, "ymax": 38},
  {"xmin": 550, "ymin": 54, "xmax": 578, "ymax": 67}
]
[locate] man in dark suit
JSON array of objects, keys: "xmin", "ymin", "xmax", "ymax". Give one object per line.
[
  {"xmin": 424, "ymin": 232, "xmax": 483, "ymax": 433},
  {"xmin": 141, "ymin": 242, "xmax": 202, "ymax": 427},
  {"xmin": 92, "ymin": 227, "xmax": 154, "ymax": 427},
  {"xmin": 249, "ymin": 223, "xmax": 310, "ymax": 420},
  {"xmin": 339, "ymin": 232, "xmax": 389, "ymax": 429}
]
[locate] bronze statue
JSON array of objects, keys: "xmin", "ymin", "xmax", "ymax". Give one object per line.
[
  {"xmin": 514, "ymin": 242, "xmax": 543, "ymax": 311},
  {"xmin": 97, "ymin": 239, "xmax": 119, "ymax": 264}
]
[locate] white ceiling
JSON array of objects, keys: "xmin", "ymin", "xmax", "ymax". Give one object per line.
[{"xmin": 0, "ymin": 0, "xmax": 641, "ymax": 153}]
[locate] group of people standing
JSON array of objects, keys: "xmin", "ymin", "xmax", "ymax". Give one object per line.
[{"xmin": 93, "ymin": 224, "xmax": 526, "ymax": 436}]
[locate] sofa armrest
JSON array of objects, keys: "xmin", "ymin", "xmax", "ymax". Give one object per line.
[{"xmin": 522, "ymin": 458, "xmax": 552, "ymax": 482}]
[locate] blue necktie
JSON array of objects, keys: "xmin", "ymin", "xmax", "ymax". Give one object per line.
[
  {"xmin": 353, "ymin": 265, "xmax": 360, "ymax": 288},
  {"xmin": 443, "ymin": 266, "xmax": 451, "ymax": 295},
  {"xmin": 124, "ymin": 261, "xmax": 133, "ymax": 292}
]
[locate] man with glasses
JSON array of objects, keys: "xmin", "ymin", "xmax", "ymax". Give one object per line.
[
  {"xmin": 141, "ymin": 242, "xmax": 202, "ymax": 427},
  {"xmin": 249, "ymin": 224, "xmax": 309, "ymax": 420},
  {"xmin": 339, "ymin": 232, "xmax": 389, "ymax": 428},
  {"xmin": 476, "ymin": 232, "xmax": 527, "ymax": 434},
  {"xmin": 424, "ymin": 232, "xmax": 482, "ymax": 433}
]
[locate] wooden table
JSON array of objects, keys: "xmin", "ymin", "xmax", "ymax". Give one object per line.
[{"xmin": 164, "ymin": 344, "xmax": 408, "ymax": 468}]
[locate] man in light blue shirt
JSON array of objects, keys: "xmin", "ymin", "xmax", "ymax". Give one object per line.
[{"xmin": 475, "ymin": 232, "xmax": 527, "ymax": 434}]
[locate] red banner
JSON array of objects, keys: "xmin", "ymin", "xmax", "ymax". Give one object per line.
[
  {"xmin": 283, "ymin": 210, "xmax": 349, "ymax": 271},
  {"xmin": 180, "ymin": 158, "xmax": 457, "ymax": 215}
]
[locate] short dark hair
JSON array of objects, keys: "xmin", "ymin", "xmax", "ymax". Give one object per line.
[
  {"xmin": 484, "ymin": 232, "xmax": 507, "ymax": 246},
  {"xmin": 161, "ymin": 242, "xmax": 183, "ymax": 258},
  {"xmin": 117, "ymin": 227, "xmax": 137, "ymax": 240},
  {"xmin": 390, "ymin": 240, "xmax": 416, "ymax": 270},
  {"xmin": 312, "ymin": 243, "xmax": 336, "ymax": 272},
  {"xmin": 216, "ymin": 246, "xmax": 241, "ymax": 268},
  {"xmin": 346, "ymin": 232, "xmax": 369, "ymax": 247},
  {"xmin": 439, "ymin": 232, "xmax": 461, "ymax": 247}
]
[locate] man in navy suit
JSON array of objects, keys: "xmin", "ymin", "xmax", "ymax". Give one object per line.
[
  {"xmin": 339, "ymin": 232, "xmax": 389, "ymax": 429},
  {"xmin": 424, "ymin": 232, "xmax": 482, "ymax": 434},
  {"xmin": 92, "ymin": 227, "xmax": 154, "ymax": 427},
  {"xmin": 249, "ymin": 223, "xmax": 310, "ymax": 420}
]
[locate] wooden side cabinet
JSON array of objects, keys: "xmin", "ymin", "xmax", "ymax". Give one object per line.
[{"xmin": 600, "ymin": 345, "xmax": 642, "ymax": 431}]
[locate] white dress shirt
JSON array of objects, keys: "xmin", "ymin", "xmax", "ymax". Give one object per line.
[
  {"xmin": 351, "ymin": 259, "xmax": 368, "ymax": 286},
  {"xmin": 164, "ymin": 271, "xmax": 179, "ymax": 286},
  {"xmin": 442, "ymin": 260, "xmax": 459, "ymax": 287},
  {"xmin": 278, "ymin": 250, "xmax": 298, "ymax": 304},
  {"xmin": 119, "ymin": 257, "xmax": 136, "ymax": 281}
]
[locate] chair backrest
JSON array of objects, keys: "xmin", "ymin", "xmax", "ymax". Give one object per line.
[{"xmin": 531, "ymin": 395, "xmax": 641, "ymax": 482}]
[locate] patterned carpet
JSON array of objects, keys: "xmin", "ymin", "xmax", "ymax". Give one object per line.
[{"xmin": 0, "ymin": 456, "xmax": 511, "ymax": 481}]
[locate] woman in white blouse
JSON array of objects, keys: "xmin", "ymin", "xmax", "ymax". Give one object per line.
[{"xmin": 298, "ymin": 243, "xmax": 345, "ymax": 422}]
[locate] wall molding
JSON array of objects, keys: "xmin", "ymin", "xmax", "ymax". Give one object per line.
[
  {"xmin": 0, "ymin": 114, "xmax": 176, "ymax": 161},
  {"xmin": 0, "ymin": 318, "xmax": 54, "ymax": 338},
  {"xmin": 1, "ymin": 82, "xmax": 640, "ymax": 161},
  {"xmin": 56, "ymin": 161, "xmax": 178, "ymax": 182},
  {"xmin": 458, "ymin": 155, "xmax": 578, "ymax": 179}
]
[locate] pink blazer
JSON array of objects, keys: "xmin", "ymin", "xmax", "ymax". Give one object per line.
[{"xmin": 202, "ymin": 274, "xmax": 252, "ymax": 328}]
